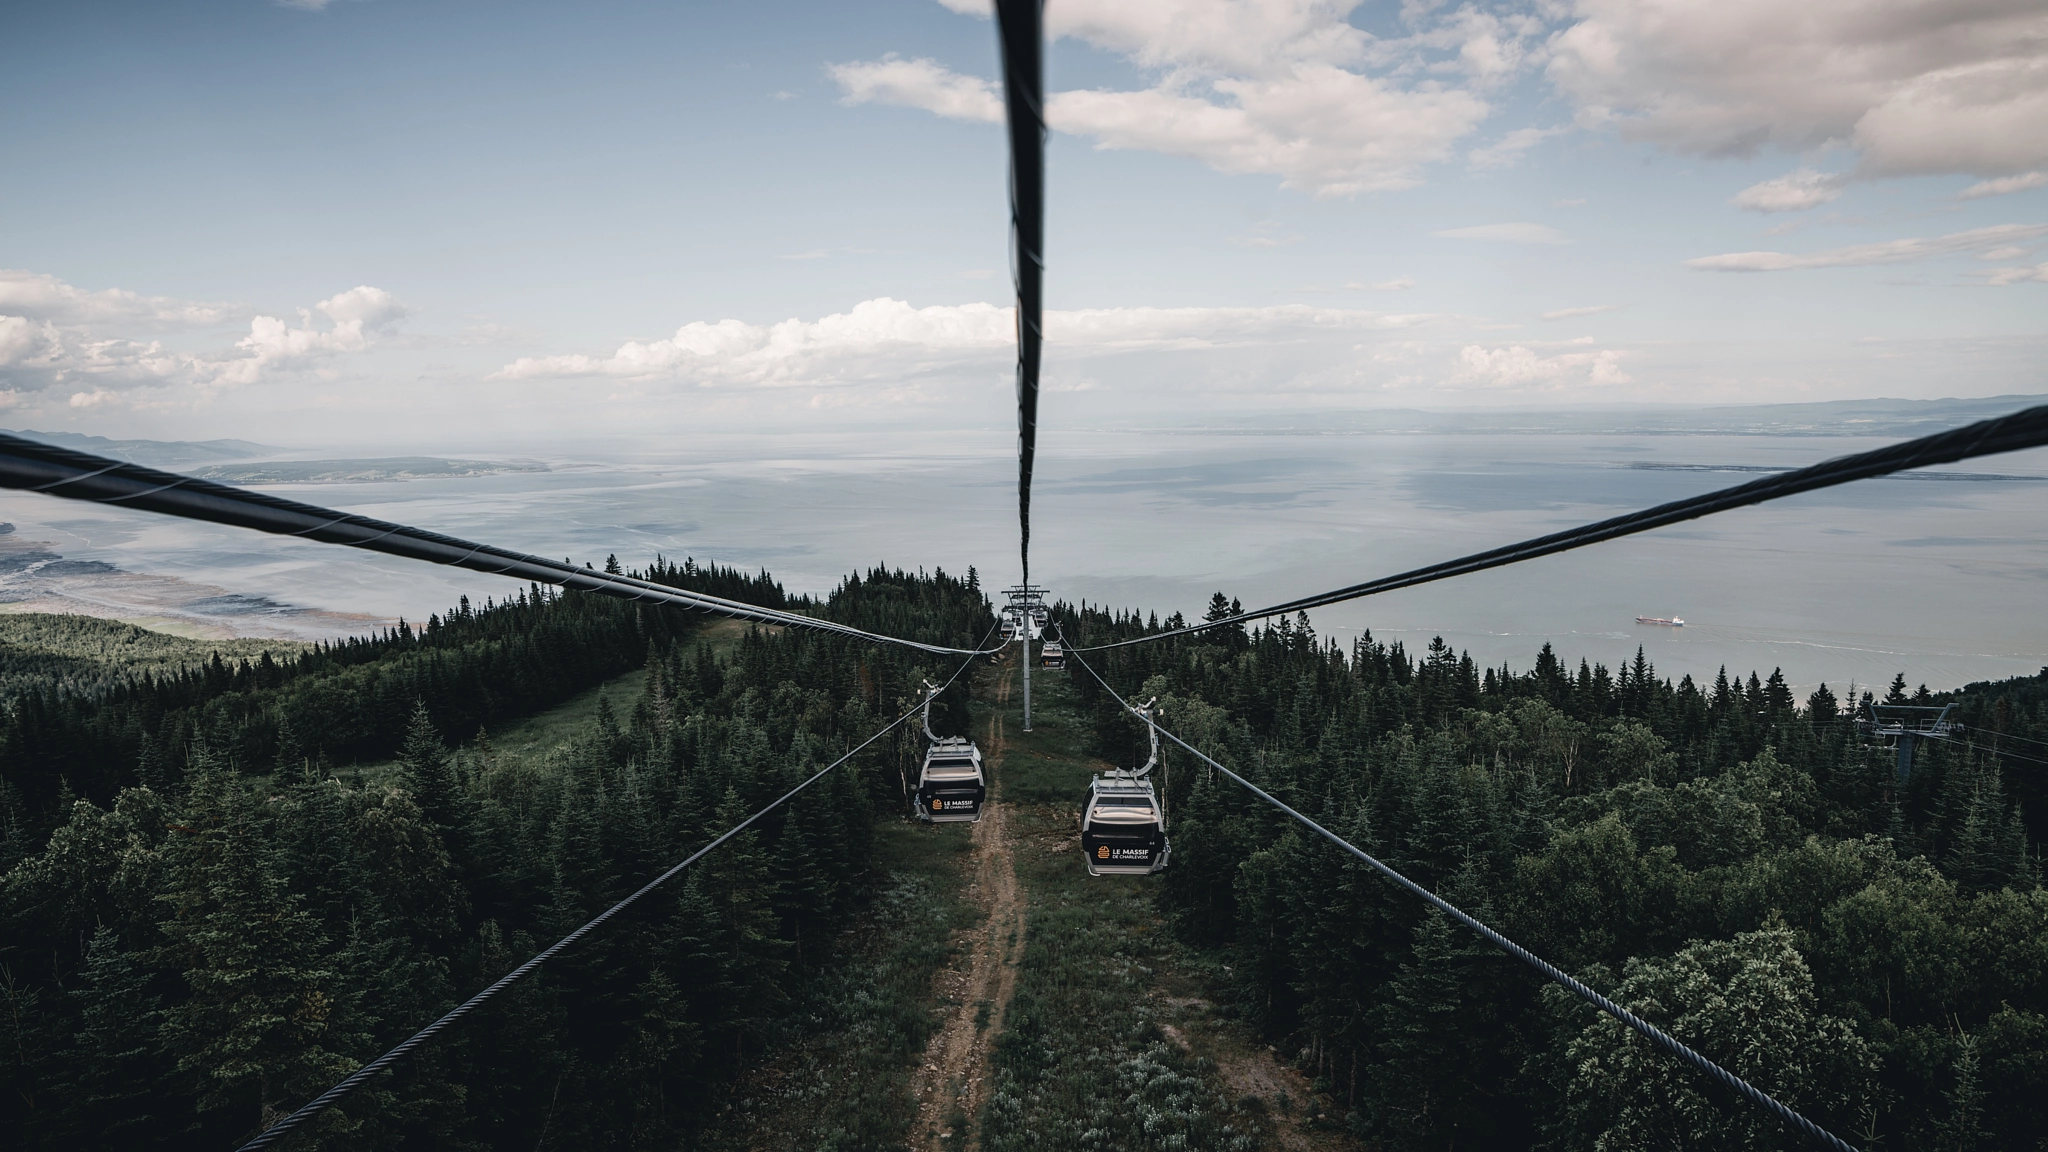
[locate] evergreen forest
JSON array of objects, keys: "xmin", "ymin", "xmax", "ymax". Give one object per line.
[{"xmin": 1, "ymin": 560, "xmax": 2044, "ymax": 1151}]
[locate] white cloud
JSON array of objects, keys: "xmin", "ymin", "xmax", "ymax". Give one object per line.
[
  {"xmin": 493, "ymin": 296, "xmax": 1441, "ymax": 385},
  {"xmin": 315, "ymin": 284, "xmax": 406, "ymax": 331},
  {"xmin": 1450, "ymin": 343, "xmax": 1634, "ymax": 389},
  {"xmin": 861, "ymin": 2, "xmax": 2044, "ymax": 196},
  {"xmin": 1686, "ymin": 222, "xmax": 2048, "ymax": 271},
  {"xmin": 0, "ymin": 316, "xmax": 63, "ymax": 368},
  {"xmin": 0, "ymin": 269, "xmax": 240, "ymax": 329},
  {"xmin": 1431, "ymin": 222, "xmax": 1570, "ymax": 244},
  {"xmin": 1960, "ymin": 171, "xmax": 2048, "ymax": 199},
  {"xmin": 830, "ymin": 56, "xmax": 1003, "ymax": 123},
  {"xmin": 0, "ymin": 274, "xmax": 404, "ymax": 400},
  {"xmin": 1468, "ymin": 126, "xmax": 1567, "ymax": 169},
  {"xmin": 832, "ymin": 1, "xmax": 1513, "ymax": 196},
  {"xmin": 1731, "ymin": 168, "xmax": 1846, "ymax": 213},
  {"xmin": 214, "ymin": 286, "xmax": 406, "ymax": 387},
  {"xmin": 1545, "ymin": 0, "xmax": 2048, "ymax": 178},
  {"xmin": 1541, "ymin": 304, "xmax": 1623, "ymax": 320},
  {"xmin": 1985, "ymin": 261, "xmax": 2048, "ymax": 285}
]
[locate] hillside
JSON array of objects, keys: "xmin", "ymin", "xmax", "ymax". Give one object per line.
[
  {"xmin": 0, "ymin": 612, "xmax": 306, "ymax": 701},
  {"xmin": 0, "ymin": 565, "xmax": 2042, "ymax": 1151}
]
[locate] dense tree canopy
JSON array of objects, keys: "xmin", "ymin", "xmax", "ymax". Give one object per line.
[
  {"xmin": 0, "ymin": 562, "xmax": 990, "ymax": 1149},
  {"xmin": 1058, "ymin": 600, "xmax": 2048, "ymax": 1150}
]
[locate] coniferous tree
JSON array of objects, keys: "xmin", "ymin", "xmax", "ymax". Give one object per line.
[
  {"xmin": 158, "ymin": 745, "xmax": 357, "ymax": 1139},
  {"xmin": 54, "ymin": 925, "xmax": 166, "ymax": 1144}
]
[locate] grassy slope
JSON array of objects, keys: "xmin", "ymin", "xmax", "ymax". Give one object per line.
[
  {"xmin": 691, "ymin": 647, "xmax": 1351, "ymax": 1152},
  {"xmin": 355, "ymin": 618, "xmax": 766, "ymax": 780},
  {"xmin": 973, "ymin": 665, "xmax": 1270, "ymax": 1152},
  {"xmin": 0, "ymin": 611, "xmax": 306, "ymax": 700}
]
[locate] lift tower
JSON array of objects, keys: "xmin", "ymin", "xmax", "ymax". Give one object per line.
[
  {"xmin": 1003, "ymin": 584, "xmax": 1046, "ymax": 732},
  {"xmin": 1859, "ymin": 700, "xmax": 1957, "ymax": 783}
]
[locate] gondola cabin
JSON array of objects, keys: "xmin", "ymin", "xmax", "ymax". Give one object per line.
[
  {"xmin": 1040, "ymin": 641, "xmax": 1064, "ymax": 669},
  {"xmin": 1081, "ymin": 775, "xmax": 1169, "ymax": 876},
  {"xmin": 1000, "ymin": 609, "xmax": 1022, "ymax": 642},
  {"xmin": 916, "ymin": 735, "xmax": 986, "ymax": 823}
]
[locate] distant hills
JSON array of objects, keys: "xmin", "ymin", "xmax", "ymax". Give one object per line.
[
  {"xmin": 1144, "ymin": 393, "xmax": 2048, "ymax": 438},
  {"xmin": 0, "ymin": 431, "xmax": 546, "ymax": 482},
  {"xmin": 188, "ymin": 458, "xmax": 548, "ymax": 483},
  {"xmin": 0, "ymin": 428, "xmax": 278, "ymax": 466}
]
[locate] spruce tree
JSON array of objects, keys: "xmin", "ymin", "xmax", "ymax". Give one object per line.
[
  {"xmin": 158, "ymin": 745, "xmax": 356, "ymax": 1138},
  {"xmin": 397, "ymin": 701, "xmax": 470, "ymax": 848},
  {"xmin": 55, "ymin": 926, "xmax": 164, "ymax": 1143},
  {"xmin": 1368, "ymin": 908, "xmax": 1472, "ymax": 1149}
]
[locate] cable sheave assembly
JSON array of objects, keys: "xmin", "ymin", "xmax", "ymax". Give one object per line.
[
  {"xmin": 0, "ymin": 433, "xmax": 1002, "ymax": 657},
  {"xmin": 1073, "ymin": 402, "xmax": 2048, "ymax": 652},
  {"xmin": 233, "ymin": 625, "xmax": 995, "ymax": 1150},
  {"xmin": 1057, "ymin": 629, "xmax": 1860, "ymax": 1152}
]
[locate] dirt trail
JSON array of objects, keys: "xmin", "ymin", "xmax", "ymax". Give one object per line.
[{"xmin": 908, "ymin": 669, "xmax": 1023, "ymax": 1150}]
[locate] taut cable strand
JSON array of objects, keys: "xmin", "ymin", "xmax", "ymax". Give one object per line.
[
  {"xmin": 995, "ymin": 0, "xmax": 1044, "ymax": 588},
  {"xmin": 0, "ymin": 433, "xmax": 1004, "ymax": 657},
  {"xmin": 234, "ymin": 625, "xmax": 997, "ymax": 1150},
  {"xmin": 1055, "ymin": 627, "xmax": 1860, "ymax": 1152},
  {"xmin": 1074, "ymin": 402, "xmax": 2048, "ymax": 652}
]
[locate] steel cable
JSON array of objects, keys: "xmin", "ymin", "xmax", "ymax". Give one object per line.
[
  {"xmin": 0, "ymin": 432, "xmax": 1003, "ymax": 657},
  {"xmin": 1072, "ymin": 402, "xmax": 2048, "ymax": 652},
  {"xmin": 1056, "ymin": 627, "xmax": 1860, "ymax": 1152},
  {"xmin": 1923, "ymin": 732, "xmax": 2048, "ymax": 767},
  {"xmin": 996, "ymin": 0, "xmax": 1043, "ymax": 588},
  {"xmin": 233, "ymin": 625, "xmax": 996, "ymax": 1151}
]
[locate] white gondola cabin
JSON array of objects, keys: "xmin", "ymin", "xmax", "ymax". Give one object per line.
[
  {"xmin": 1079, "ymin": 698, "xmax": 1169, "ymax": 875},
  {"xmin": 916, "ymin": 736, "xmax": 986, "ymax": 822},
  {"xmin": 1081, "ymin": 775, "xmax": 1168, "ymax": 875},
  {"xmin": 1040, "ymin": 640, "xmax": 1065, "ymax": 669}
]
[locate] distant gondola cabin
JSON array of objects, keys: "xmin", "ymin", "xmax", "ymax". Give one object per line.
[
  {"xmin": 916, "ymin": 736, "xmax": 986, "ymax": 823},
  {"xmin": 1040, "ymin": 641, "xmax": 1064, "ymax": 669}
]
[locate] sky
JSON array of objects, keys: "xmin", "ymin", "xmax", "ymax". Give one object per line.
[{"xmin": 1, "ymin": 0, "xmax": 2044, "ymax": 446}]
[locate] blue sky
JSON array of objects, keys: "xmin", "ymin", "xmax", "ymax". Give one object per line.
[{"xmin": 1, "ymin": 0, "xmax": 2043, "ymax": 444}]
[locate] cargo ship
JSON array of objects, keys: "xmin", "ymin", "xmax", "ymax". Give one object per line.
[{"xmin": 1635, "ymin": 615, "xmax": 1684, "ymax": 626}]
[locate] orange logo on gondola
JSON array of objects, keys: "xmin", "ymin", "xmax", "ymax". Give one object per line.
[
  {"xmin": 933, "ymin": 798, "xmax": 943, "ymax": 810},
  {"xmin": 1097, "ymin": 845, "xmax": 1110, "ymax": 859}
]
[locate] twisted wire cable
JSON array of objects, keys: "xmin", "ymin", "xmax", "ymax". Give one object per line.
[
  {"xmin": 1073, "ymin": 402, "xmax": 2048, "ymax": 652},
  {"xmin": 1057, "ymin": 627, "xmax": 1860, "ymax": 1152},
  {"xmin": 0, "ymin": 432, "xmax": 1002, "ymax": 656},
  {"xmin": 996, "ymin": 0, "xmax": 1044, "ymax": 587}
]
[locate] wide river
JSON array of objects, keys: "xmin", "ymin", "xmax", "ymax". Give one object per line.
[{"xmin": 2, "ymin": 425, "xmax": 2044, "ymax": 696}]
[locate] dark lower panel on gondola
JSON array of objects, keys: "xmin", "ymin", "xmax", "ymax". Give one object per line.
[
  {"xmin": 1082, "ymin": 830, "xmax": 1169, "ymax": 875},
  {"xmin": 917, "ymin": 783, "xmax": 986, "ymax": 823}
]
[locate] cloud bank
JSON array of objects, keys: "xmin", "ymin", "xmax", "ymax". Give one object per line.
[
  {"xmin": 494, "ymin": 297, "xmax": 1444, "ymax": 386},
  {"xmin": 1547, "ymin": 0, "xmax": 2048, "ymax": 178},
  {"xmin": 0, "ymin": 272, "xmax": 408, "ymax": 406},
  {"xmin": 839, "ymin": 1, "xmax": 2048, "ymax": 200},
  {"xmin": 834, "ymin": 1, "xmax": 1518, "ymax": 195}
]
